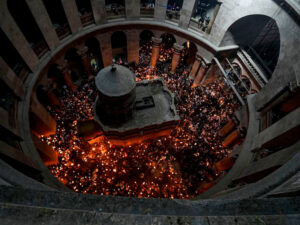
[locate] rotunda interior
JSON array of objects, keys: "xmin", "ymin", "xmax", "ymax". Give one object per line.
[{"xmin": 0, "ymin": 0, "xmax": 299, "ymax": 224}]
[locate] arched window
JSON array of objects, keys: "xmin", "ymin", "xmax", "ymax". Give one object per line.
[
  {"xmin": 140, "ymin": 0, "xmax": 155, "ymax": 17},
  {"xmin": 75, "ymin": 0, "xmax": 94, "ymax": 26},
  {"xmin": 7, "ymin": 0, "xmax": 49, "ymax": 58},
  {"xmin": 105, "ymin": 0, "xmax": 125, "ymax": 19},
  {"xmin": 0, "ymin": 29, "xmax": 30, "ymax": 80},
  {"xmin": 42, "ymin": 0, "xmax": 71, "ymax": 39},
  {"xmin": 86, "ymin": 38, "xmax": 104, "ymax": 73},
  {"xmin": 111, "ymin": 31, "xmax": 127, "ymax": 64},
  {"xmin": 221, "ymin": 15, "xmax": 280, "ymax": 80}
]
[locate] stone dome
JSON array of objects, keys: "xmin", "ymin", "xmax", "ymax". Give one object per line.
[{"xmin": 95, "ymin": 64, "xmax": 136, "ymax": 97}]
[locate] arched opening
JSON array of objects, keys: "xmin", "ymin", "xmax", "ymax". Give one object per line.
[
  {"xmin": 86, "ymin": 38, "xmax": 104, "ymax": 74},
  {"xmin": 42, "ymin": 0, "xmax": 71, "ymax": 39},
  {"xmin": 166, "ymin": 0, "xmax": 183, "ymax": 22},
  {"xmin": 160, "ymin": 33, "xmax": 176, "ymax": 49},
  {"xmin": 190, "ymin": 0, "xmax": 218, "ymax": 31},
  {"xmin": 36, "ymin": 85, "xmax": 51, "ymax": 108},
  {"xmin": 65, "ymin": 49, "xmax": 87, "ymax": 84},
  {"xmin": 140, "ymin": 0, "xmax": 155, "ymax": 17},
  {"xmin": 7, "ymin": 0, "xmax": 49, "ymax": 58},
  {"xmin": 139, "ymin": 30, "xmax": 154, "ymax": 67},
  {"xmin": 111, "ymin": 31, "xmax": 127, "ymax": 64},
  {"xmin": 75, "ymin": 0, "xmax": 94, "ymax": 26},
  {"xmin": 47, "ymin": 64, "xmax": 66, "ymax": 97},
  {"xmin": 182, "ymin": 41, "xmax": 197, "ymax": 66},
  {"xmin": 139, "ymin": 30, "xmax": 154, "ymax": 46},
  {"xmin": 105, "ymin": 0, "xmax": 125, "ymax": 18},
  {"xmin": 0, "ymin": 29, "xmax": 30, "ymax": 80},
  {"xmin": 221, "ymin": 15, "xmax": 280, "ymax": 80}
]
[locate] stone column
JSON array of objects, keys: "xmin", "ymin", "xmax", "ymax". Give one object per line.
[
  {"xmin": 90, "ymin": 0, "xmax": 107, "ymax": 24},
  {"xmin": 25, "ymin": 0, "xmax": 59, "ymax": 50},
  {"xmin": 96, "ymin": 33, "xmax": 113, "ymax": 67},
  {"xmin": 0, "ymin": 57, "xmax": 24, "ymax": 99},
  {"xmin": 206, "ymin": 1, "xmax": 222, "ymax": 34},
  {"xmin": 58, "ymin": 62, "xmax": 76, "ymax": 91},
  {"xmin": 179, "ymin": 0, "xmax": 196, "ymax": 29},
  {"xmin": 189, "ymin": 53, "xmax": 202, "ymax": 80},
  {"xmin": 218, "ymin": 119, "xmax": 236, "ymax": 137},
  {"xmin": 77, "ymin": 46, "xmax": 93, "ymax": 79},
  {"xmin": 125, "ymin": 0, "xmax": 140, "ymax": 18},
  {"xmin": 61, "ymin": 0, "xmax": 82, "ymax": 34},
  {"xmin": 150, "ymin": 37, "xmax": 162, "ymax": 68},
  {"xmin": 170, "ymin": 43, "xmax": 184, "ymax": 74},
  {"xmin": 222, "ymin": 128, "xmax": 242, "ymax": 148},
  {"xmin": 126, "ymin": 30, "xmax": 140, "ymax": 65},
  {"xmin": 0, "ymin": 0, "xmax": 39, "ymax": 71},
  {"xmin": 192, "ymin": 60, "xmax": 210, "ymax": 88},
  {"xmin": 154, "ymin": 0, "xmax": 168, "ymax": 21}
]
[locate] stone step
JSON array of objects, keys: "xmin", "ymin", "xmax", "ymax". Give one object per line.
[
  {"xmin": 0, "ymin": 203, "xmax": 299, "ymax": 225},
  {"xmin": 0, "ymin": 186, "xmax": 299, "ymax": 217}
]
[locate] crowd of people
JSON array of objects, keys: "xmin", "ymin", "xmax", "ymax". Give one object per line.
[{"xmin": 41, "ymin": 38, "xmax": 240, "ymax": 199}]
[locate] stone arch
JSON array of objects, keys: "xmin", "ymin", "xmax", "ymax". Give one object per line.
[
  {"xmin": 65, "ymin": 48, "xmax": 86, "ymax": 80},
  {"xmin": 85, "ymin": 37, "xmax": 104, "ymax": 73},
  {"xmin": 221, "ymin": 14, "xmax": 280, "ymax": 79},
  {"xmin": 139, "ymin": 30, "xmax": 154, "ymax": 46},
  {"xmin": 111, "ymin": 31, "xmax": 127, "ymax": 64},
  {"xmin": 182, "ymin": 41, "xmax": 197, "ymax": 66},
  {"xmin": 160, "ymin": 33, "xmax": 176, "ymax": 49}
]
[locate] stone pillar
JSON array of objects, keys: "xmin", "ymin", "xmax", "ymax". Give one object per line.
[
  {"xmin": 126, "ymin": 30, "xmax": 140, "ymax": 65},
  {"xmin": 61, "ymin": 0, "xmax": 82, "ymax": 34},
  {"xmin": 30, "ymin": 95, "xmax": 57, "ymax": 137},
  {"xmin": 222, "ymin": 129, "xmax": 242, "ymax": 148},
  {"xmin": 0, "ymin": 57, "xmax": 24, "ymax": 99},
  {"xmin": 25, "ymin": 0, "xmax": 59, "ymax": 50},
  {"xmin": 58, "ymin": 62, "xmax": 76, "ymax": 91},
  {"xmin": 189, "ymin": 53, "xmax": 201, "ymax": 80},
  {"xmin": 77, "ymin": 46, "xmax": 93, "ymax": 79},
  {"xmin": 170, "ymin": 43, "xmax": 184, "ymax": 74},
  {"xmin": 150, "ymin": 37, "xmax": 162, "ymax": 68},
  {"xmin": 218, "ymin": 119, "xmax": 236, "ymax": 137},
  {"xmin": 96, "ymin": 33, "xmax": 113, "ymax": 67},
  {"xmin": 90, "ymin": 0, "xmax": 107, "ymax": 24},
  {"xmin": 0, "ymin": 0, "xmax": 39, "ymax": 71},
  {"xmin": 125, "ymin": 0, "xmax": 140, "ymax": 18},
  {"xmin": 179, "ymin": 0, "xmax": 196, "ymax": 29},
  {"xmin": 206, "ymin": 1, "xmax": 222, "ymax": 34},
  {"xmin": 192, "ymin": 60, "xmax": 210, "ymax": 88},
  {"xmin": 154, "ymin": 0, "xmax": 168, "ymax": 21}
]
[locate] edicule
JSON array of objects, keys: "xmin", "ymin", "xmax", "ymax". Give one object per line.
[{"xmin": 78, "ymin": 64, "xmax": 180, "ymax": 146}]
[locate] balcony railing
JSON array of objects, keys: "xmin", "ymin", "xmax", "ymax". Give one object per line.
[
  {"xmin": 32, "ymin": 41, "xmax": 48, "ymax": 58},
  {"xmin": 13, "ymin": 63, "xmax": 30, "ymax": 80},
  {"xmin": 140, "ymin": 7, "xmax": 154, "ymax": 17},
  {"xmin": 55, "ymin": 24, "xmax": 71, "ymax": 40},
  {"xmin": 80, "ymin": 12, "xmax": 94, "ymax": 26}
]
